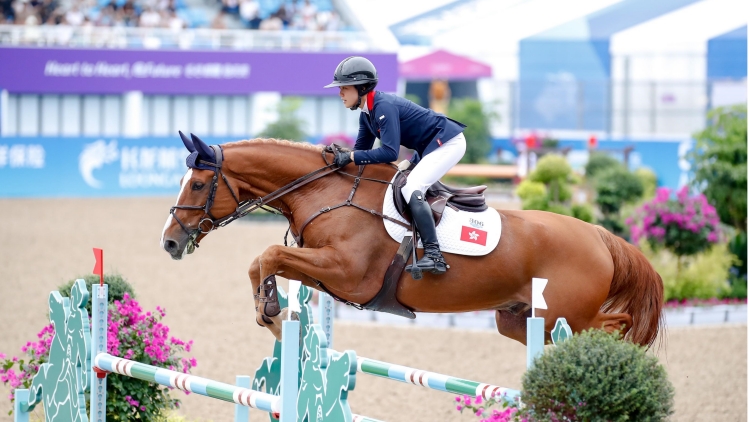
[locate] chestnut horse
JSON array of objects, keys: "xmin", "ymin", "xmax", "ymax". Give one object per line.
[{"xmin": 160, "ymin": 134, "xmax": 664, "ymax": 348}]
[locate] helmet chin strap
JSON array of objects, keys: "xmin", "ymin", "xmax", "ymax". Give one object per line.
[{"xmin": 349, "ymin": 94, "xmax": 363, "ymax": 111}]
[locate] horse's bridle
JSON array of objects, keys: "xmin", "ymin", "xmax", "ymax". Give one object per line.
[{"xmin": 170, "ymin": 144, "xmax": 401, "ymax": 253}]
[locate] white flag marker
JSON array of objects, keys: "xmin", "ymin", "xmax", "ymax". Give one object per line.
[
  {"xmin": 531, "ymin": 277, "xmax": 548, "ymax": 318},
  {"xmin": 288, "ymin": 279, "xmax": 302, "ymax": 319}
]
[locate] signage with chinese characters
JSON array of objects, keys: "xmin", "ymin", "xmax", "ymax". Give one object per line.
[
  {"xmin": 0, "ymin": 136, "xmax": 244, "ymax": 197},
  {"xmin": 0, "ymin": 144, "xmax": 46, "ymax": 169}
]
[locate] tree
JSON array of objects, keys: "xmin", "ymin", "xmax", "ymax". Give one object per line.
[
  {"xmin": 688, "ymin": 104, "xmax": 748, "ymax": 288},
  {"xmin": 447, "ymin": 99, "xmax": 494, "ymax": 164},
  {"xmin": 595, "ymin": 167, "xmax": 644, "ymax": 235},
  {"xmin": 688, "ymin": 105, "xmax": 747, "ymax": 232},
  {"xmin": 258, "ymin": 97, "xmax": 308, "ymax": 142}
]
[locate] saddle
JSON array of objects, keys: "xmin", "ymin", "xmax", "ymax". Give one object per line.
[{"xmin": 392, "ymin": 171, "xmax": 488, "ymax": 225}]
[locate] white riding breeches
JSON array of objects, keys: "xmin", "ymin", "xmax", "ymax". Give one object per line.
[{"xmin": 402, "ymin": 133, "xmax": 466, "ymax": 203}]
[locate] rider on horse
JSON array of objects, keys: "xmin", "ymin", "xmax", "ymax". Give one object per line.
[{"xmin": 324, "ymin": 56, "xmax": 467, "ymax": 276}]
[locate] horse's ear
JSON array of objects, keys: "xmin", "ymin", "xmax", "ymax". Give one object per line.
[
  {"xmin": 191, "ymin": 133, "xmax": 215, "ymax": 162},
  {"xmin": 179, "ymin": 131, "xmax": 196, "ymax": 152}
]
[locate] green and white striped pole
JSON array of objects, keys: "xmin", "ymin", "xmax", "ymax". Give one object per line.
[
  {"xmin": 94, "ymin": 354, "xmax": 283, "ymax": 414},
  {"xmin": 352, "ymin": 355, "xmax": 521, "ymax": 402}
]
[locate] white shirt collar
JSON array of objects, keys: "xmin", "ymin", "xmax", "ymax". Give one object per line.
[{"xmin": 361, "ymin": 96, "xmax": 369, "ymax": 114}]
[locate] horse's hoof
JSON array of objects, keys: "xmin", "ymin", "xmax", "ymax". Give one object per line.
[{"xmin": 279, "ymin": 308, "xmax": 300, "ymax": 322}]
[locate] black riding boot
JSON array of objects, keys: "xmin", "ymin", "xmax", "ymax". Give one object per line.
[{"xmin": 405, "ymin": 191, "xmax": 448, "ymax": 275}]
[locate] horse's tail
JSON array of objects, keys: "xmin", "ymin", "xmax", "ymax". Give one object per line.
[{"xmin": 597, "ymin": 227, "xmax": 665, "ymax": 348}]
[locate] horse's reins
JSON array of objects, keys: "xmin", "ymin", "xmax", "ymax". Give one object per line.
[{"xmin": 169, "ymin": 144, "xmax": 409, "ymax": 254}]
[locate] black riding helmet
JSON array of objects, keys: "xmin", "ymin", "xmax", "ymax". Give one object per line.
[{"xmin": 324, "ymin": 56, "xmax": 378, "ymax": 110}]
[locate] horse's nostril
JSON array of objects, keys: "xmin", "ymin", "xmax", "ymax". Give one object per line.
[{"xmin": 164, "ymin": 239, "xmax": 178, "ymax": 253}]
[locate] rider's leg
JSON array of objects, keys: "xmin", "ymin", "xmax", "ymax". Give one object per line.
[{"xmin": 403, "ymin": 133, "xmax": 466, "ymax": 275}]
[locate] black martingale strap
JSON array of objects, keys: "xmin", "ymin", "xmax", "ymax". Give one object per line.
[{"xmin": 294, "ymin": 164, "xmax": 410, "ymax": 247}]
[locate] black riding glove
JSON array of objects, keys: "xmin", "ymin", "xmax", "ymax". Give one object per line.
[{"xmin": 334, "ymin": 151, "xmax": 353, "ymax": 168}]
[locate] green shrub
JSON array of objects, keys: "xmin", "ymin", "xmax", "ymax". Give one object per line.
[
  {"xmin": 529, "ymin": 155, "xmax": 573, "ymax": 203},
  {"xmin": 516, "ymin": 156, "xmax": 595, "ymax": 223},
  {"xmin": 594, "ymin": 166, "xmax": 643, "ymax": 235},
  {"xmin": 642, "ymin": 243, "xmax": 737, "ymax": 301},
  {"xmin": 571, "ymin": 203, "xmax": 595, "ymax": 223},
  {"xmin": 585, "ymin": 153, "xmax": 622, "ymax": 178},
  {"xmin": 594, "ymin": 167, "xmax": 643, "ymax": 215},
  {"xmin": 634, "ymin": 167, "xmax": 658, "ymax": 199},
  {"xmin": 57, "ymin": 274, "xmax": 197, "ymax": 421},
  {"xmin": 58, "ymin": 273, "xmax": 136, "ymax": 315},
  {"xmin": 544, "ymin": 203, "xmax": 572, "ymax": 217},
  {"xmin": 515, "ymin": 180, "xmax": 547, "ymax": 202},
  {"xmin": 520, "ymin": 330, "xmax": 674, "ymax": 422},
  {"xmin": 521, "ymin": 196, "xmax": 549, "ymax": 212},
  {"xmin": 448, "ymin": 99, "xmax": 493, "ymax": 164},
  {"xmin": 529, "ymin": 154, "xmax": 572, "ymax": 185}
]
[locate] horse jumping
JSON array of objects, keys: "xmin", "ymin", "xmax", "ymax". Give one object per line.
[{"xmin": 160, "ymin": 134, "xmax": 664, "ymax": 348}]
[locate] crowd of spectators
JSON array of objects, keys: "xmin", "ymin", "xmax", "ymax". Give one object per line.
[
  {"xmin": 226, "ymin": 0, "xmax": 341, "ymax": 31},
  {"xmin": 0, "ymin": 0, "xmax": 343, "ymax": 30},
  {"xmin": 0, "ymin": 0, "xmax": 188, "ymax": 28}
]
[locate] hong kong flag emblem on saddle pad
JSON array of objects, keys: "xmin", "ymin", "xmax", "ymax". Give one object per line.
[
  {"xmin": 460, "ymin": 226, "xmax": 488, "ymax": 246},
  {"xmin": 381, "ymin": 176, "xmax": 502, "ymax": 256}
]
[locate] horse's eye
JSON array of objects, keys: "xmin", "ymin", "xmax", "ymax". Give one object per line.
[{"xmin": 192, "ymin": 182, "xmax": 204, "ymax": 191}]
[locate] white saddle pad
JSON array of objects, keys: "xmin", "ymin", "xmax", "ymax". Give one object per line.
[{"xmin": 382, "ymin": 176, "xmax": 501, "ymax": 256}]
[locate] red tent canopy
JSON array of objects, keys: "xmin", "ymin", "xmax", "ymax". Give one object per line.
[{"xmin": 399, "ymin": 50, "xmax": 492, "ymax": 80}]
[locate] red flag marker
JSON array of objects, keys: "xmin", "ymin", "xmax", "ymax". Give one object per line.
[{"xmin": 93, "ymin": 248, "xmax": 104, "ymax": 286}]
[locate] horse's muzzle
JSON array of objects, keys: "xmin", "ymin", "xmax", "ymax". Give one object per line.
[{"xmin": 162, "ymin": 233, "xmax": 196, "ymax": 260}]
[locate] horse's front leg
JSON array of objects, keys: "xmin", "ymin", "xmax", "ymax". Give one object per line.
[{"xmin": 253, "ymin": 244, "xmax": 360, "ymax": 341}]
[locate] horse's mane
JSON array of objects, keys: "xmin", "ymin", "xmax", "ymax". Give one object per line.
[{"xmin": 225, "ymin": 138, "xmax": 324, "ymax": 152}]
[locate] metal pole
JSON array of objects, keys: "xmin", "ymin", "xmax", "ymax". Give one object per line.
[
  {"xmin": 526, "ymin": 317, "xmax": 545, "ymax": 368},
  {"xmin": 279, "ymin": 320, "xmax": 300, "ymax": 422},
  {"xmin": 13, "ymin": 389, "xmax": 29, "ymax": 422},
  {"xmin": 90, "ymin": 284, "xmax": 108, "ymax": 422}
]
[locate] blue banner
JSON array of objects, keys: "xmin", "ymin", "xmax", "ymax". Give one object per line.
[
  {"xmin": 0, "ymin": 137, "xmax": 243, "ymax": 197},
  {"xmin": 0, "ymin": 136, "xmax": 691, "ymax": 197}
]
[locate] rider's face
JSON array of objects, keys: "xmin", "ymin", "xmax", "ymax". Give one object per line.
[{"xmin": 339, "ymin": 85, "xmax": 360, "ymax": 109}]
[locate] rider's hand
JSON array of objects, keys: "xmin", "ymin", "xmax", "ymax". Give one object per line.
[{"xmin": 334, "ymin": 151, "xmax": 353, "ymax": 168}]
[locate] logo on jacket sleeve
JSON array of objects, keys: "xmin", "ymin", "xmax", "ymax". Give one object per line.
[
  {"xmin": 379, "ymin": 115, "xmax": 385, "ymax": 120},
  {"xmin": 460, "ymin": 225, "xmax": 487, "ymax": 246}
]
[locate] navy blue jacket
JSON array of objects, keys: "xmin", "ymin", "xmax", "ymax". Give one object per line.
[{"xmin": 352, "ymin": 91, "xmax": 466, "ymax": 165}]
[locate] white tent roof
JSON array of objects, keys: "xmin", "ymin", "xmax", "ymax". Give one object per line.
[
  {"xmin": 430, "ymin": 0, "xmax": 623, "ymax": 80},
  {"xmin": 611, "ymin": 0, "xmax": 748, "ymax": 55}
]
